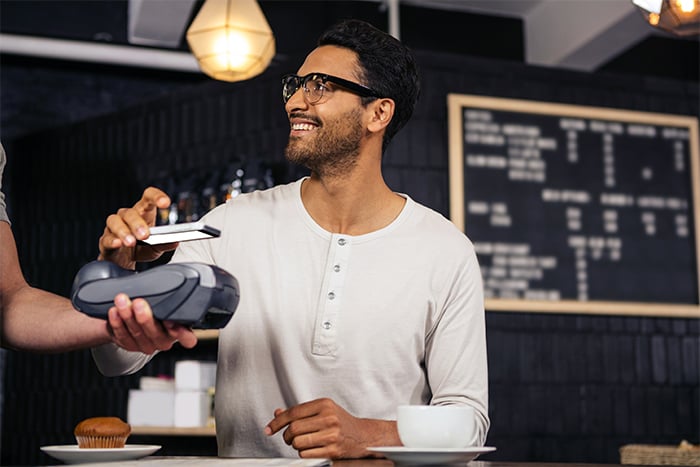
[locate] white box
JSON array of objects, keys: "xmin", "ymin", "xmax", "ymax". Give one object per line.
[
  {"xmin": 174, "ymin": 390, "xmax": 211, "ymax": 427},
  {"xmin": 175, "ymin": 360, "xmax": 216, "ymax": 391},
  {"xmin": 139, "ymin": 376, "xmax": 175, "ymax": 391},
  {"xmin": 127, "ymin": 389, "xmax": 175, "ymax": 426}
]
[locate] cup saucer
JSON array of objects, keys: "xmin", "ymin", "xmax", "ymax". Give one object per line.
[{"xmin": 367, "ymin": 446, "xmax": 496, "ymax": 465}]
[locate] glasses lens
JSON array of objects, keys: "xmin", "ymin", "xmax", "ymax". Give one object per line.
[
  {"xmin": 282, "ymin": 74, "xmax": 329, "ymax": 104},
  {"xmin": 282, "ymin": 75, "xmax": 301, "ymax": 103},
  {"xmin": 304, "ymin": 75, "xmax": 326, "ymax": 103}
]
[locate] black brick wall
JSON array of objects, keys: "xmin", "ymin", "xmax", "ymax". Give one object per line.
[{"xmin": 2, "ymin": 51, "xmax": 699, "ymax": 465}]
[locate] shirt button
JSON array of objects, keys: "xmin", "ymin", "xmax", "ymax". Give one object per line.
[
  {"xmin": 322, "ymin": 321, "xmax": 332, "ymax": 329},
  {"xmin": 333, "ymin": 264, "xmax": 341, "ymax": 272},
  {"xmin": 328, "ymin": 291, "xmax": 335, "ymax": 300},
  {"xmin": 338, "ymin": 238, "xmax": 346, "ymax": 246}
]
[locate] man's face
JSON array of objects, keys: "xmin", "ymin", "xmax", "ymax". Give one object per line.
[{"xmin": 284, "ymin": 45, "xmax": 370, "ymax": 178}]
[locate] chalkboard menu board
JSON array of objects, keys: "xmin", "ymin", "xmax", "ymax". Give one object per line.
[{"xmin": 448, "ymin": 94, "xmax": 700, "ymax": 317}]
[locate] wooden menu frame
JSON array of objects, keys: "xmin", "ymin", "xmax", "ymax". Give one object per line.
[{"xmin": 448, "ymin": 93, "xmax": 700, "ymax": 317}]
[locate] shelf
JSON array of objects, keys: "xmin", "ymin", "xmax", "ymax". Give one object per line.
[
  {"xmin": 194, "ymin": 330, "xmax": 219, "ymax": 340},
  {"xmin": 131, "ymin": 426, "xmax": 216, "ymax": 437}
]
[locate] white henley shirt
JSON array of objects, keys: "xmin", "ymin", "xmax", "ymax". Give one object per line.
[{"xmin": 92, "ymin": 178, "xmax": 489, "ymax": 457}]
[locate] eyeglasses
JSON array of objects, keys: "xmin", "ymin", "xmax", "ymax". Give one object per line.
[{"xmin": 282, "ymin": 72, "xmax": 380, "ymax": 104}]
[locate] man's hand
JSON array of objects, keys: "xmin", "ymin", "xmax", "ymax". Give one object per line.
[
  {"xmin": 264, "ymin": 398, "xmax": 400, "ymax": 459},
  {"xmin": 107, "ymin": 293, "xmax": 197, "ymax": 354},
  {"xmin": 98, "ymin": 187, "xmax": 177, "ymax": 269}
]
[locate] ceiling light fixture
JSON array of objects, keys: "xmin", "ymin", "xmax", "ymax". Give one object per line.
[
  {"xmin": 186, "ymin": 0, "xmax": 275, "ymax": 82},
  {"xmin": 632, "ymin": 0, "xmax": 700, "ymax": 36}
]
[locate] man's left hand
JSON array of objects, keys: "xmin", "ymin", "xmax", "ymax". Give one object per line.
[{"xmin": 264, "ymin": 397, "xmax": 400, "ymax": 459}]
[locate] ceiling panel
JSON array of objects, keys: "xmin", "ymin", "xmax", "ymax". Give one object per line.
[
  {"xmin": 0, "ymin": 0, "xmax": 696, "ymax": 141},
  {"xmin": 0, "ymin": 0, "xmax": 697, "ymax": 81}
]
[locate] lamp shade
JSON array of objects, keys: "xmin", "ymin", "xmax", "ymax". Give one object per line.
[
  {"xmin": 186, "ymin": 0, "xmax": 275, "ymax": 82},
  {"xmin": 633, "ymin": 0, "xmax": 700, "ymax": 36}
]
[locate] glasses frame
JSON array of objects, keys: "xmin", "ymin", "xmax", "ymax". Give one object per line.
[{"xmin": 282, "ymin": 72, "xmax": 381, "ymax": 104}]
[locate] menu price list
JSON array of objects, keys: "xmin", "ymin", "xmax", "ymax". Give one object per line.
[{"xmin": 457, "ymin": 103, "xmax": 698, "ymax": 306}]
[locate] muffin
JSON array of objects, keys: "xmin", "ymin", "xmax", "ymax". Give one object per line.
[{"xmin": 74, "ymin": 417, "xmax": 131, "ymax": 448}]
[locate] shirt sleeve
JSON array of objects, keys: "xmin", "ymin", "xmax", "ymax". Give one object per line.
[
  {"xmin": 425, "ymin": 239, "xmax": 490, "ymax": 446},
  {"xmin": 1, "ymin": 142, "xmax": 10, "ymax": 224},
  {"xmin": 171, "ymin": 203, "xmax": 227, "ymax": 265},
  {"xmin": 91, "ymin": 343, "xmax": 156, "ymax": 377}
]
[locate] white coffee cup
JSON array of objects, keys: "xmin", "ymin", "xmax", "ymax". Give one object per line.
[{"xmin": 397, "ymin": 405, "xmax": 475, "ymax": 449}]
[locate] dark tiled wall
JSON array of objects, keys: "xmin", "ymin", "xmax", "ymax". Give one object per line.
[
  {"xmin": 2, "ymin": 51, "xmax": 699, "ymax": 466},
  {"xmin": 485, "ymin": 313, "xmax": 699, "ymax": 461}
]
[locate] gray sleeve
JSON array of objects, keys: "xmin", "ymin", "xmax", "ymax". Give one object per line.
[
  {"xmin": 0, "ymin": 143, "xmax": 9, "ymax": 224},
  {"xmin": 91, "ymin": 343, "xmax": 155, "ymax": 377}
]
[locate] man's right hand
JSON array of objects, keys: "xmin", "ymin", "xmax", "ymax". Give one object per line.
[{"xmin": 98, "ymin": 187, "xmax": 178, "ymax": 269}]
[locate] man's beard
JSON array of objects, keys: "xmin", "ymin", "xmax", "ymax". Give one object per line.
[{"xmin": 285, "ymin": 107, "xmax": 364, "ymax": 178}]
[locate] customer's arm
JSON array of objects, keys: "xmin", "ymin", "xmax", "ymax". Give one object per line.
[{"xmin": 0, "ymin": 221, "xmax": 112, "ymax": 352}]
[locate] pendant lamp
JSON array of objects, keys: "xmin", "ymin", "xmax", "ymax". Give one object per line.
[
  {"xmin": 632, "ymin": 0, "xmax": 700, "ymax": 36},
  {"xmin": 186, "ymin": 0, "xmax": 276, "ymax": 82}
]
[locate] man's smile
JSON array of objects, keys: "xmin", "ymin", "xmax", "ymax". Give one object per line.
[
  {"xmin": 291, "ymin": 122, "xmax": 318, "ymax": 131},
  {"xmin": 289, "ymin": 116, "xmax": 320, "ymax": 136}
]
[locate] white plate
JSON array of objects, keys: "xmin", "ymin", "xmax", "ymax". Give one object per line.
[
  {"xmin": 40, "ymin": 444, "xmax": 161, "ymax": 464},
  {"xmin": 367, "ymin": 446, "xmax": 496, "ymax": 465}
]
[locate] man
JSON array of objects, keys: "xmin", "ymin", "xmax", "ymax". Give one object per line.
[
  {"xmin": 92, "ymin": 19, "xmax": 489, "ymax": 459},
  {"xmin": 0, "ymin": 142, "xmax": 196, "ymax": 352}
]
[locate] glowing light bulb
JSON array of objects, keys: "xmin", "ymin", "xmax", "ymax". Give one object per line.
[
  {"xmin": 648, "ymin": 12, "xmax": 661, "ymax": 24},
  {"xmin": 675, "ymin": 0, "xmax": 696, "ymax": 13},
  {"xmin": 213, "ymin": 31, "xmax": 250, "ymax": 69},
  {"xmin": 186, "ymin": 0, "xmax": 275, "ymax": 81}
]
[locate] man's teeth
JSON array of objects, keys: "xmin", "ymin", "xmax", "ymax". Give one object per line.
[{"xmin": 292, "ymin": 123, "xmax": 316, "ymax": 131}]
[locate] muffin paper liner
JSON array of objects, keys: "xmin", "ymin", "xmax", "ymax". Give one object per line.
[{"xmin": 75, "ymin": 435, "xmax": 127, "ymax": 449}]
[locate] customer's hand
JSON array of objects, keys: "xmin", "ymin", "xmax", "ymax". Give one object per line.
[
  {"xmin": 107, "ymin": 293, "xmax": 197, "ymax": 354},
  {"xmin": 98, "ymin": 187, "xmax": 177, "ymax": 269},
  {"xmin": 264, "ymin": 398, "xmax": 400, "ymax": 459}
]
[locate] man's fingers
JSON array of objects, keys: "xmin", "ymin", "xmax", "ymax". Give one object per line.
[
  {"xmin": 137, "ymin": 187, "xmax": 171, "ymax": 212},
  {"xmin": 152, "ymin": 242, "xmax": 180, "ymax": 255},
  {"xmin": 131, "ymin": 298, "xmax": 182, "ymax": 353},
  {"xmin": 107, "ymin": 293, "xmax": 193, "ymax": 354},
  {"xmin": 265, "ymin": 411, "xmax": 290, "ymax": 436},
  {"xmin": 98, "ymin": 187, "xmax": 174, "ymax": 265},
  {"xmin": 113, "ymin": 294, "xmax": 159, "ymax": 354},
  {"xmin": 103, "ymin": 187, "xmax": 171, "ymax": 246},
  {"xmin": 163, "ymin": 321, "xmax": 198, "ymax": 349},
  {"xmin": 266, "ymin": 401, "xmax": 323, "ymax": 436},
  {"xmin": 115, "ymin": 294, "xmax": 144, "ymax": 338},
  {"xmin": 98, "ymin": 225, "xmax": 123, "ymax": 256},
  {"xmin": 289, "ymin": 431, "xmax": 320, "ymax": 450},
  {"xmin": 118, "ymin": 208, "xmax": 151, "ymax": 243},
  {"xmin": 130, "ymin": 187, "xmax": 170, "ymax": 228},
  {"xmin": 107, "ymin": 307, "xmax": 139, "ymax": 352},
  {"xmin": 105, "ymin": 212, "xmax": 138, "ymax": 247},
  {"xmin": 295, "ymin": 446, "xmax": 329, "ymax": 459},
  {"xmin": 132, "ymin": 299, "xmax": 163, "ymax": 335},
  {"xmin": 283, "ymin": 417, "xmax": 327, "ymax": 447},
  {"xmin": 264, "ymin": 408, "xmax": 286, "ymax": 435}
]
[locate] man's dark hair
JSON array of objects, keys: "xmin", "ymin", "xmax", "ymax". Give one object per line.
[{"xmin": 318, "ymin": 19, "xmax": 420, "ymax": 153}]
